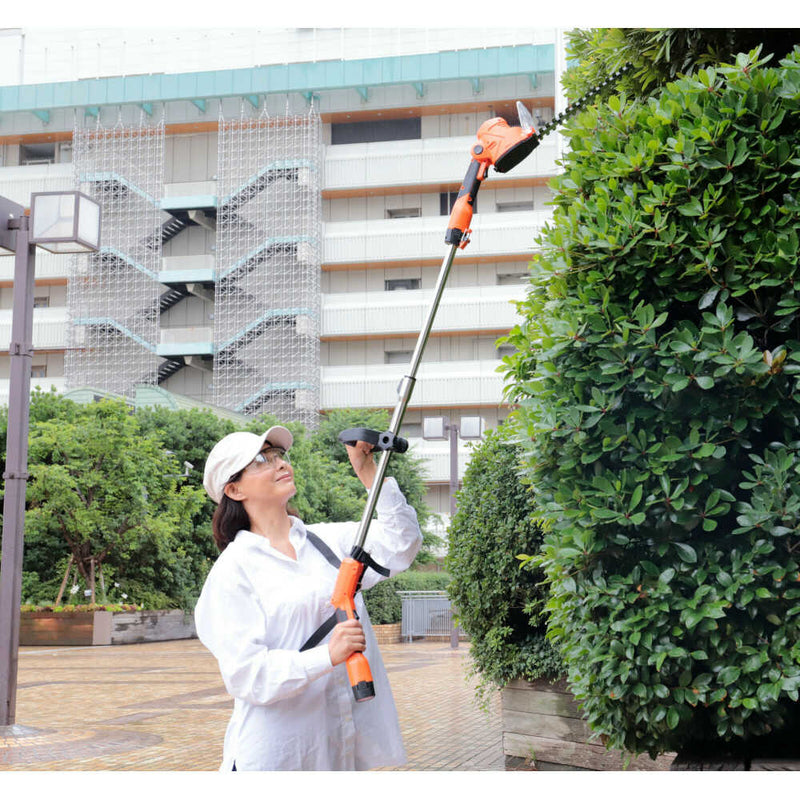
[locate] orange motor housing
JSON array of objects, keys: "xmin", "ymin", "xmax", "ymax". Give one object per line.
[
  {"xmin": 445, "ymin": 116, "xmax": 537, "ymax": 248},
  {"xmin": 474, "ymin": 116, "xmax": 537, "ymax": 174}
]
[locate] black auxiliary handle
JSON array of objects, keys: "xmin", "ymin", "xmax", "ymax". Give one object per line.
[{"xmin": 338, "ymin": 427, "xmax": 408, "ymax": 454}]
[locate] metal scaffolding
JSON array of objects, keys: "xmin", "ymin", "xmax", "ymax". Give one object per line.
[
  {"xmin": 66, "ymin": 116, "xmax": 165, "ymax": 397},
  {"xmin": 215, "ymin": 107, "xmax": 322, "ymax": 427}
]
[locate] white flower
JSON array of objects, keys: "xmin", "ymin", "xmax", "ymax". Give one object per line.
[
  {"xmin": 121, "ymin": 593, "xmax": 128, "ymax": 599},
  {"xmin": 70, "ymin": 585, "xmax": 79, "ymax": 595}
]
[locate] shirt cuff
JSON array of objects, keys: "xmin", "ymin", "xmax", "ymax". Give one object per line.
[
  {"xmin": 299, "ymin": 643, "xmax": 334, "ymax": 680},
  {"xmin": 375, "ymin": 476, "xmax": 402, "ymax": 512}
]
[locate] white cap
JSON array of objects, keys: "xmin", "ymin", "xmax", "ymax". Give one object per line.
[{"xmin": 203, "ymin": 425, "xmax": 293, "ymax": 504}]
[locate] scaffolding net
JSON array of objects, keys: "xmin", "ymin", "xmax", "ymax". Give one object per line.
[
  {"xmin": 215, "ymin": 108, "xmax": 322, "ymax": 427},
  {"xmin": 66, "ymin": 117, "xmax": 165, "ymax": 398}
]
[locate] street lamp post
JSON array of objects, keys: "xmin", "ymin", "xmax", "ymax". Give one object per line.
[
  {"xmin": 422, "ymin": 415, "xmax": 482, "ymax": 650},
  {"xmin": 422, "ymin": 415, "xmax": 483, "ymax": 518},
  {"xmin": 0, "ymin": 191, "xmax": 101, "ymax": 729}
]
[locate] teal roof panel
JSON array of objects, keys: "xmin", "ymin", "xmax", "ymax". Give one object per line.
[{"xmin": 0, "ymin": 44, "xmax": 554, "ymax": 115}]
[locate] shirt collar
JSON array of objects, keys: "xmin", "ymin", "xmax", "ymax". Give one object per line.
[{"xmin": 233, "ymin": 517, "xmax": 309, "ymax": 561}]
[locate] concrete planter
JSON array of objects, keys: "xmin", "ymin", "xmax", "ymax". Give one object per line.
[
  {"xmin": 20, "ymin": 610, "xmax": 112, "ymax": 646},
  {"xmin": 502, "ymin": 678, "xmax": 675, "ymax": 771},
  {"xmin": 20, "ymin": 609, "xmax": 196, "ymax": 646}
]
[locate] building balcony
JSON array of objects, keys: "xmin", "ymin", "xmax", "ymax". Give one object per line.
[
  {"xmin": 321, "ymin": 358, "xmax": 507, "ymax": 410},
  {"xmin": 0, "ymin": 250, "xmax": 77, "ymax": 283},
  {"xmin": 157, "ymin": 326, "xmax": 214, "ymax": 357},
  {"xmin": 159, "ymin": 254, "xmax": 216, "ymax": 284},
  {"xmin": 322, "ymin": 209, "xmax": 548, "ymax": 267},
  {"xmin": 324, "ymin": 135, "xmax": 559, "ymax": 194},
  {"xmin": 161, "ymin": 181, "xmax": 217, "ymax": 211},
  {"xmin": 0, "ymin": 308, "xmax": 69, "ymax": 350},
  {"xmin": 0, "ymin": 163, "xmax": 74, "ymax": 206},
  {"xmin": 322, "ymin": 283, "xmax": 526, "ymax": 339}
]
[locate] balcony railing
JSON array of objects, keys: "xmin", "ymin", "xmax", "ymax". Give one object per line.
[
  {"xmin": 321, "ymin": 359, "xmax": 507, "ymax": 410},
  {"xmin": 324, "ymin": 135, "xmax": 559, "ymax": 193},
  {"xmin": 322, "ymin": 283, "xmax": 527, "ymax": 338},
  {"xmin": 0, "ymin": 308, "xmax": 69, "ymax": 350},
  {"xmin": 159, "ymin": 253, "xmax": 216, "ymax": 283},
  {"xmin": 0, "ymin": 250, "xmax": 76, "ymax": 282},
  {"xmin": 323, "ymin": 210, "xmax": 548, "ymax": 266}
]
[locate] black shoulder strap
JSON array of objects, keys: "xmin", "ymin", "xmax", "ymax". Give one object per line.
[
  {"xmin": 305, "ymin": 529, "xmax": 341, "ymax": 570},
  {"xmin": 299, "ymin": 529, "xmax": 390, "ymax": 653}
]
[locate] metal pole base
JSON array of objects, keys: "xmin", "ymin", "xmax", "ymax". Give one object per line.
[{"xmin": 0, "ymin": 724, "xmax": 51, "ymax": 739}]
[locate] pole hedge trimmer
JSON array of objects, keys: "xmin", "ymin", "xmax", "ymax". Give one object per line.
[{"xmin": 332, "ymin": 66, "xmax": 632, "ymax": 702}]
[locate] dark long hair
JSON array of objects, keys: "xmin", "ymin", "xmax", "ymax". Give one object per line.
[{"xmin": 211, "ymin": 469, "xmax": 299, "ymax": 552}]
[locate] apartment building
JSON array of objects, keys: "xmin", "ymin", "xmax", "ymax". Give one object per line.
[{"xmin": 0, "ymin": 28, "xmax": 566, "ymax": 527}]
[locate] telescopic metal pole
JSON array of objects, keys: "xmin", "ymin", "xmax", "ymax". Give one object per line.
[
  {"xmin": 0, "ymin": 217, "xmax": 35, "ymax": 727},
  {"xmin": 351, "ymin": 243, "xmax": 459, "ymax": 552}
]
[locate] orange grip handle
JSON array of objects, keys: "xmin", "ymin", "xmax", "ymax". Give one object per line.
[
  {"xmin": 332, "ymin": 557, "xmax": 375, "ymax": 702},
  {"xmin": 445, "ymin": 158, "xmax": 488, "ymax": 248}
]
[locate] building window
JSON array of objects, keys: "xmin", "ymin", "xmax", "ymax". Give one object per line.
[
  {"xmin": 496, "ymin": 201, "xmax": 534, "ymax": 213},
  {"xmin": 385, "ymin": 350, "xmax": 413, "ymax": 364},
  {"xmin": 58, "ymin": 142, "xmax": 73, "ymax": 164},
  {"xmin": 386, "ymin": 208, "xmax": 421, "ymax": 219},
  {"xmin": 331, "ymin": 117, "xmax": 421, "ymax": 145},
  {"xmin": 497, "ymin": 200, "xmax": 533, "ymax": 214},
  {"xmin": 440, "ymin": 191, "xmax": 477, "ymax": 215},
  {"xmin": 20, "ymin": 142, "xmax": 56, "ymax": 165},
  {"xmin": 496, "ymin": 345, "xmax": 516, "ymax": 359},
  {"xmin": 31, "ymin": 365, "xmax": 47, "ymax": 378},
  {"xmin": 385, "ymin": 278, "xmax": 420, "ymax": 291},
  {"xmin": 496, "ymin": 273, "xmax": 528, "ymax": 286},
  {"xmin": 33, "ymin": 296, "xmax": 50, "ymax": 308}
]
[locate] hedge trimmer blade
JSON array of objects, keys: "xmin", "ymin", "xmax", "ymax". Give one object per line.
[{"xmin": 534, "ymin": 63, "xmax": 633, "ymax": 144}]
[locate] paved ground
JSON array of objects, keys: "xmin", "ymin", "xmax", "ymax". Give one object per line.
[{"xmin": 0, "ymin": 638, "xmax": 503, "ymax": 771}]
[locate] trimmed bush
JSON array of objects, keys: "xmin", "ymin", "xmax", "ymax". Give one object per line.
[
  {"xmin": 444, "ymin": 427, "xmax": 561, "ymax": 700},
  {"xmin": 502, "ymin": 49, "xmax": 800, "ymax": 759}
]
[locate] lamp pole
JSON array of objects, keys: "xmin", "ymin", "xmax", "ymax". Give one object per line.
[
  {"xmin": 0, "ymin": 190, "xmax": 100, "ymax": 730},
  {"xmin": 447, "ymin": 419, "xmax": 459, "ymax": 519},
  {"xmin": 0, "ymin": 212, "xmax": 35, "ymax": 728}
]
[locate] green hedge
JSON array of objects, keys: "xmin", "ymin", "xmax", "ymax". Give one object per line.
[
  {"xmin": 363, "ymin": 570, "xmax": 451, "ymax": 625},
  {"xmin": 502, "ymin": 49, "xmax": 800, "ymax": 758},
  {"xmin": 444, "ymin": 427, "xmax": 562, "ymax": 701}
]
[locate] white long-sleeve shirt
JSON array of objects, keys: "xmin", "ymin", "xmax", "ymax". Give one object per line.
[{"xmin": 194, "ymin": 477, "xmax": 423, "ymax": 771}]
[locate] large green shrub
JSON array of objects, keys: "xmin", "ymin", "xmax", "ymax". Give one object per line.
[
  {"xmin": 502, "ymin": 49, "xmax": 800, "ymax": 758},
  {"xmin": 444, "ymin": 427, "xmax": 561, "ymax": 700}
]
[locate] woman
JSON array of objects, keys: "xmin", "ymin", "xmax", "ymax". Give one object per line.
[{"xmin": 194, "ymin": 425, "xmax": 423, "ymax": 771}]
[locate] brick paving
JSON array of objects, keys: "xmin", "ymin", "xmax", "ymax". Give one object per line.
[{"xmin": 0, "ymin": 638, "xmax": 503, "ymax": 771}]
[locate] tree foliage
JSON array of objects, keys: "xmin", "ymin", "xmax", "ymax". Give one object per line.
[
  {"xmin": 25, "ymin": 396, "xmax": 206, "ymax": 609},
  {"xmin": 563, "ymin": 28, "xmax": 800, "ymax": 101},
  {"xmin": 444, "ymin": 426, "xmax": 561, "ymax": 701},
  {"xmin": 11, "ymin": 395, "xmax": 437, "ymax": 608},
  {"xmin": 501, "ymin": 48, "xmax": 800, "ymax": 757}
]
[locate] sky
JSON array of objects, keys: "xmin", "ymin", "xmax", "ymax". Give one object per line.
[{"xmin": 6, "ymin": 1, "xmax": 797, "ymax": 32}]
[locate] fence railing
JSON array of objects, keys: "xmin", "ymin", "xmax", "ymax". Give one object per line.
[{"xmin": 397, "ymin": 590, "xmax": 463, "ymax": 645}]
